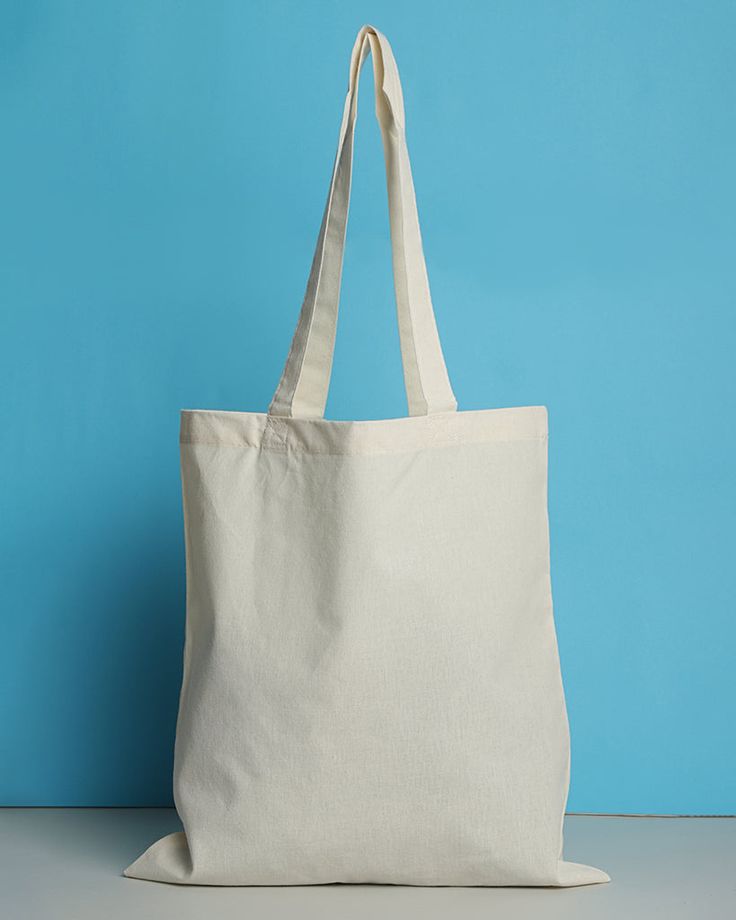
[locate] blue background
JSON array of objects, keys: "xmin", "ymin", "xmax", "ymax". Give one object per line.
[{"xmin": 2, "ymin": 0, "xmax": 734, "ymax": 813}]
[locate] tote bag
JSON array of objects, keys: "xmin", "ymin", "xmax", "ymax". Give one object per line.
[{"xmin": 125, "ymin": 25, "xmax": 609, "ymax": 888}]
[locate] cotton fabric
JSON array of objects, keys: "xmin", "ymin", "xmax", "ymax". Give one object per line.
[{"xmin": 125, "ymin": 25, "xmax": 608, "ymax": 887}]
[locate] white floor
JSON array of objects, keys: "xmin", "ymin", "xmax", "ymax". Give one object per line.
[{"xmin": 1, "ymin": 809, "xmax": 734, "ymax": 919}]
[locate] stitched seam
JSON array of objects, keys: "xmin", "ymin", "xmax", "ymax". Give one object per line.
[{"xmin": 180, "ymin": 434, "xmax": 547, "ymax": 457}]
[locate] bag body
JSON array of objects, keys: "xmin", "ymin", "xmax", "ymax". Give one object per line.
[{"xmin": 125, "ymin": 25, "xmax": 608, "ymax": 887}]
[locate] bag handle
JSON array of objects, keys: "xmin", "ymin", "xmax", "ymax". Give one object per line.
[{"xmin": 268, "ymin": 25, "xmax": 457, "ymax": 419}]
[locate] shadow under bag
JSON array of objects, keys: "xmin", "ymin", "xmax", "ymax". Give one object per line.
[{"xmin": 125, "ymin": 24, "xmax": 609, "ymax": 887}]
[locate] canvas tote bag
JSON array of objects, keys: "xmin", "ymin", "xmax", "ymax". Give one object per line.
[{"xmin": 125, "ymin": 25, "xmax": 609, "ymax": 887}]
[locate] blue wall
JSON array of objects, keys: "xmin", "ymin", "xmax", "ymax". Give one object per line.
[{"xmin": 2, "ymin": 0, "xmax": 734, "ymax": 812}]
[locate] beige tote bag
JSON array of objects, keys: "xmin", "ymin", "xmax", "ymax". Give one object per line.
[{"xmin": 125, "ymin": 25, "xmax": 609, "ymax": 887}]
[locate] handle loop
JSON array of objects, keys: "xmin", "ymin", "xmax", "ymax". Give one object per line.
[{"xmin": 269, "ymin": 26, "xmax": 456, "ymax": 419}]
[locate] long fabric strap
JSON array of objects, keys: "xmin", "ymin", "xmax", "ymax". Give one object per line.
[{"xmin": 268, "ymin": 25, "xmax": 457, "ymax": 419}]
